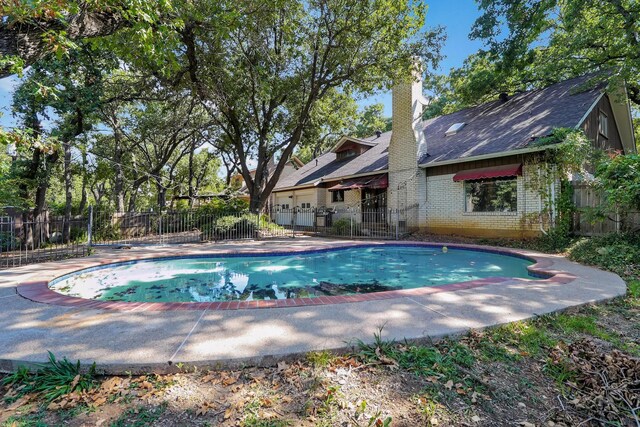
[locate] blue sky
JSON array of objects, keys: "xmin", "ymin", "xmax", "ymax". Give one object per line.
[{"xmin": 0, "ymin": 0, "xmax": 483, "ymax": 128}]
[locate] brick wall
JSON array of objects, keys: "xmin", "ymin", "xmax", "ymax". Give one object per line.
[{"xmin": 424, "ymin": 162, "xmax": 543, "ymax": 238}]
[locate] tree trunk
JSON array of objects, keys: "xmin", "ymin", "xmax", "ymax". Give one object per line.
[
  {"xmin": 0, "ymin": 10, "xmax": 126, "ymax": 78},
  {"xmin": 156, "ymin": 181, "xmax": 167, "ymax": 211},
  {"xmin": 79, "ymin": 150, "xmax": 88, "ymax": 214},
  {"xmin": 113, "ymin": 124, "xmax": 125, "ymax": 212},
  {"xmin": 188, "ymin": 149, "xmax": 196, "ymax": 208},
  {"xmin": 63, "ymin": 141, "xmax": 72, "ymax": 243}
]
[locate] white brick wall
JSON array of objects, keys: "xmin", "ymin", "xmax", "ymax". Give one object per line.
[{"xmin": 424, "ymin": 163, "xmax": 543, "ymax": 237}]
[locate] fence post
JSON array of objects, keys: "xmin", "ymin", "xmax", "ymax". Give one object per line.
[
  {"xmin": 87, "ymin": 206, "xmax": 93, "ymax": 248},
  {"xmin": 258, "ymin": 211, "xmax": 262, "ymax": 240},
  {"xmin": 395, "ymin": 208, "xmax": 399, "ymax": 240},
  {"xmin": 350, "ymin": 208, "xmax": 353, "ymax": 238},
  {"xmin": 292, "ymin": 208, "xmax": 296, "ymax": 238}
]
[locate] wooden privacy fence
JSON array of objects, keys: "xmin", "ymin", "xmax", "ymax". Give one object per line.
[{"xmin": 572, "ymin": 183, "xmax": 640, "ymax": 235}]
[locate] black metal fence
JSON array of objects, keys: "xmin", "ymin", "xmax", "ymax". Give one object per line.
[
  {"xmin": 0, "ymin": 215, "xmax": 88, "ymax": 269},
  {"xmin": 0, "ymin": 205, "xmax": 421, "ymax": 269},
  {"xmin": 91, "ymin": 209, "xmax": 293, "ymax": 245}
]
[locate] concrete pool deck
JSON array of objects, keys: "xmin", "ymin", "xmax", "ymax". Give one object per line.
[{"xmin": 0, "ymin": 237, "xmax": 628, "ymax": 373}]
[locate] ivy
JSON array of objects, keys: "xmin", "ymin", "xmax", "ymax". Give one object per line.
[{"xmin": 523, "ymin": 128, "xmax": 595, "ymax": 249}]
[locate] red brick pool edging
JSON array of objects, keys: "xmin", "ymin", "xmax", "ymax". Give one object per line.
[{"xmin": 15, "ymin": 243, "xmax": 577, "ymax": 312}]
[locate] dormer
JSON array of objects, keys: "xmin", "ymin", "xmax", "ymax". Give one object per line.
[{"xmin": 331, "ymin": 136, "xmax": 377, "ymax": 161}]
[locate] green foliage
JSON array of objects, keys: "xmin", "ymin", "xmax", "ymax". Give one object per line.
[
  {"xmin": 93, "ymin": 222, "xmax": 121, "ymax": 242},
  {"xmin": 523, "ymin": 129, "xmax": 594, "ymax": 240},
  {"xmin": 487, "ymin": 321, "xmax": 557, "ymax": 358},
  {"xmin": 567, "ymin": 233, "xmax": 640, "ymax": 280},
  {"xmin": 195, "ymin": 198, "xmax": 249, "ymax": 217},
  {"xmin": 213, "ymin": 215, "xmax": 257, "ymax": 238},
  {"xmin": 3, "ymin": 352, "xmax": 97, "ymax": 402},
  {"xmin": 593, "ymin": 154, "xmax": 640, "ymax": 226},
  {"xmin": 306, "ymin": 351, "xmax": 337, "ymax": 368},
  {"xmin": 0, "ymin": 410, "xmax": 48, "ymax": 427},
  {"xmin": 354, "ymin": 104, "xmax": 392, "ymax": 138},
  {"xmin": 468, "ymin": 0, "xmax": 640, "ymax": 106},
  {"xmin": 356, "ymin": 330, "xmax": 475, "ymax": 386},
  {"xmin": 331, "ymin": 218, "xmax": 352, "ymax": 236},
  {"xmin": 109, "ymin": 403, "xmax": 167, "ymax": 427}
]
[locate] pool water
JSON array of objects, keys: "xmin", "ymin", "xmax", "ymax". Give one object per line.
[{"xmin": 50, "ymin": 246, "xmax": 533, "ymax": 303}]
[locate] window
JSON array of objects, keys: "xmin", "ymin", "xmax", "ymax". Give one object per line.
[
  {"xmin": 280, "ymin": 203, "xmax": 289, "ymax": 209},
  {"xmin": 336, "ymin": 149, "xmax": 357, "ymax": 160},
  {"xmin": 464, "ymin": 178, "xmax": 517, "ymax": 213},
  {"xmin": 445, "ymin": 122, "xmax": 466, "ymax": 136},
  {"xmin": 299, "ymin": 202, "xmax": 311, "ymax": 209},
  {"xmin": 331, "ymin": 190, "xmax": 345, "ymax": 202},
  {"xmin": 599, "ymin": 111, "xmax": 609, "ymax": 138}
]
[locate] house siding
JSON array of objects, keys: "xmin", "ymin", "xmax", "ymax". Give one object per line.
[{"xmin": 581, "ymin": 94, "xmax": 624, "ymax": 153}]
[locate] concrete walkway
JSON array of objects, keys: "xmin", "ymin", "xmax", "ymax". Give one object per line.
[{"xmin": 0, "ymin": 237, "xmax": 627, "ymax": 373}]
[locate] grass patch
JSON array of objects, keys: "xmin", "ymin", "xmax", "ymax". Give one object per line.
[
  {"xmin": 485, "ymin": 321, "xmax": 557, "ymax": 358},
  {"xmin": 0, "ymin": 410, "xmax": 48, "ymax": 427},
  {"xmin": 2, "ymin": 352, "xmax": 97, "ymax": 402},
  {"xmin": 356, "ymin": 332, "xmax": 478, "ymax": 392},
  {"xmin": 109, "ymin": 403, "xmax": 167, "ymax": 427},
  {"xmin": 306, "ymin": 351, "xmax": 337, "ymax": 368}
]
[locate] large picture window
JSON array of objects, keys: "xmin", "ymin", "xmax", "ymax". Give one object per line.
[{"xmin": 464, "ymin": 178, "xmax": 517, "ymax": 212}]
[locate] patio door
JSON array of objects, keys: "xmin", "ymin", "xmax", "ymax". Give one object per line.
[{"xmin": 361, "ymin": 188, "xmax": 386, "ymax": 223}]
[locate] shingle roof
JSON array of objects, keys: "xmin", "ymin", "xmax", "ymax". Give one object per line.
[
  {"xmin": 276, "ymin": 74, "xmax": 603, "ymax": 191},
  {"xmin": 419, "ymin": 74, "xmax": 603, "ymax": 165},
  {"xmin": 274, "ymin": 134, "xmax": 390, "ymax": 190}
]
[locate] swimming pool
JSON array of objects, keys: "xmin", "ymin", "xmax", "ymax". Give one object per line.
[{"xmin": 49, "ymin": 245, "xmax": 535, "ymax": 303}]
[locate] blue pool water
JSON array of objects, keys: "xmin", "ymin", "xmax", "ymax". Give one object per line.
[{"xmin": 50, "ymin": 245, "xmax": 534, "ymax": 302}]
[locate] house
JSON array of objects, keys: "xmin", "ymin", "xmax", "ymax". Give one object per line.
[
  {"xmin": 236, "ymin": 156, "xmax": 304, "ymax": 203},
  {"xmin": 271, "ymin": 72, "xmax": 636, "ymax": 238}
]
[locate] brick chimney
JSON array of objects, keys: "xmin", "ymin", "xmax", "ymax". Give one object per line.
[{"xmin": 388, "ymin": 62, "xmax": 427, "ymax": 214}]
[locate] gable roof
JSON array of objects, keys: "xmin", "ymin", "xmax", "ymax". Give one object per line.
[
  {"xmin": 276, "ymin": 74, "xmax": 607, "ymax": 191},
  {"xmin": 419, "ymin": 74, "xmax": 604, "ymax": 165},
  {"xmin": 274, "ymin": 134, "xmax": 390, "ymax": 190}
]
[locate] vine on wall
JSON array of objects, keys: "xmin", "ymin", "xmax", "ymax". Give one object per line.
[{"xmin": 522, "ymin": 128, "xmax": 596, "ymax": 246}]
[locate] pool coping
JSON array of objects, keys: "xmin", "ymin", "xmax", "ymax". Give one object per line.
[{"xmin": 16, "ymin": 242, "xmax": 577, "ymax": 312}]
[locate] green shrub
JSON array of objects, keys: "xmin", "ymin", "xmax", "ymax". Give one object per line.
[
  {"xmin": 92, "ymin": 222, "xmax": 121, "ymax": 242},
  {"xmin": 331, "ymin": 218, "xmax": 351, "ymax": 235},
  {"xmin": 211, "ymin": 215, "xmax": 258, "ymax": 238},
  {"xmin": 3, "ymin": 351, "xmax": 97, "ymax": 402},
  {"xmin": 567, "ymin": 233, "xmax": 640, "ymax": 279}
]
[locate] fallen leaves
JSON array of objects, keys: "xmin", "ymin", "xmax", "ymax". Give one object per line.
[{"xmin": 550, "ymin": 338, "xmax": 640, "ymax": 424}]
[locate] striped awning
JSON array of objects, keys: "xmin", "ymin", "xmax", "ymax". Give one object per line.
[
  {"xmin": 453, "ymin": 164, "xmax": 522, "ymax": 182},
  {"xmin": 328, "ymin": 174, "xmax": 388, "ymax": 191}
]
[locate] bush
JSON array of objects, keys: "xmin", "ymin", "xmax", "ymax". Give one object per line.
[
  {"xmin": 211, "ymin": 215, "xmax": 258, "ymax": 239},
  {"xmin": 567, "ymin": 233, "xmax": 640, "ymax": 279},
  {"xmin": 332, "ymin": 218, "xmax": 351, "ymax": 235},
  {"xmin": 93, "ymin": 222, "xmax": 121, "ymax": 242},
  {"xmin": 595, "ymin": 154, "xmax": 640, "ymax": 219},
  {"xmin": 195, "ymin": 198, "xmax": 249, "ymax": 217}
]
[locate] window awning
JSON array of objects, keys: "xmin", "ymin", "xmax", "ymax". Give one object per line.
[
  {"xmin": 453, "ymin": 163, "xmax": 523, "ymax": 182},
  {"xmin": 328, "ymin": 174, "xmax": 388, "ymax": 191}
]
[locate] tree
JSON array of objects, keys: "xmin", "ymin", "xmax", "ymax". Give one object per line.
[
  {"xmin": 295, "ymin": 90, "xmax": 359, "ymax": 163},
  {"xmin": 354, "ymin": 103, "xmax": 391, "ymax": 138},
  {"xmin": 0, "ymin": 1, "xmax": 176, "ymax": 78},
  {"xmin": 152, "ymin": 0, "xmax": 443, "ymax": 211},
  {"xmin": 467, "ymin": 0, "xmax": 640, "ymax": 105}
]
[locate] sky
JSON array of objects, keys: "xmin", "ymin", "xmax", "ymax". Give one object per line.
[{"xmin": 0, "ymin": 0, "xmax": 484, "ymax": 129}]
